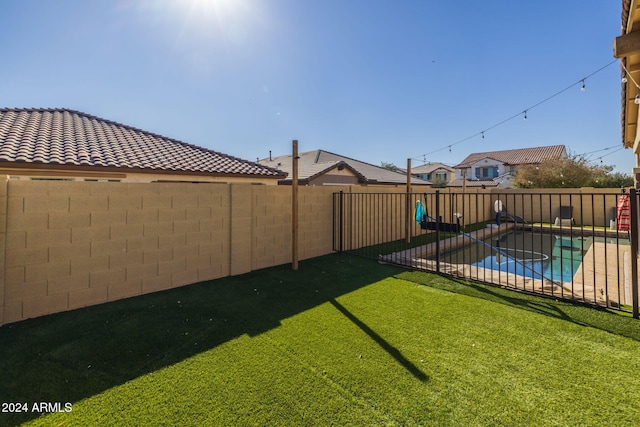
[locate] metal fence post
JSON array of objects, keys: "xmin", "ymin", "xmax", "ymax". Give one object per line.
[
  {"xmin": 339, "ymin": 191, "xmax": 344, "ymax": 253},
  {"xmin": 435, "ymin": 190, "xmax": 441, "ymax": 273},
  {"xmin": 630, "ymin": 188, "xmax": 639, "ymax": 319}
]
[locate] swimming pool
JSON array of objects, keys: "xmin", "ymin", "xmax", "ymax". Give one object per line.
[{"xmin": 434, "ymin": 231, "xmax": 592, "ymax": 283}]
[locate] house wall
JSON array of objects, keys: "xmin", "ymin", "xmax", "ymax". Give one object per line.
[
  {"xmin": 456, "ymin": 159, "xmax": 505, "ymax": 180},
  {"xmin": 0, "ymin": 167, "xmax": 280, "ymax": 185},
  {"xmin": 0, "ymin": 179, "xmax": 341, "ymax": 326},
  {"xmin": 308, "ymin": 167, "xmax": 360, "ymax": 186}
]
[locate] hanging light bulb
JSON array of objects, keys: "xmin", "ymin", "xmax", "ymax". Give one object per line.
[
  {"xmin": 622, "ymin": 76, "xmax": 628, "ymax": 83},
  {"xmin": 523, "ymin": 110, "xmax": 528, "ymax": 121},
  {"xmin": 481, "ymin": 132, "xmax": 485, "ymax": 139},
  {"xmin": 448, "ymin": 145, "xmax": 451, "ymax": 152},
  {"xmin": 635, "ymin": 95, "xmax": 640, "ymax": 105},
  {"xmin": 580, "ymin": 80, "xmax": 586, "ymax": 92}
]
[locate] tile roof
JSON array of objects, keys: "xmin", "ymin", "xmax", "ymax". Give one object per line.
[
  {"xmin": 259, "ymin": 149, "xmax": 431, "ymax": 185},
  {"xmin": 410, "ymin": 162, "xmax": 454, "ymax": 174},
  {"xmin": 453, "ymin": 145, "xmax": 566, "ymax": 169},
  {"xmin": 272, "ymin": 159, "xmax": 366, "ymax": 182},
  {"xmin": 0, "ymin": 108, "xmax": 285, "ymax": 177},
  {"xmin": 620, "ymin": 0, "xmax": 637, "ymax": 149}
]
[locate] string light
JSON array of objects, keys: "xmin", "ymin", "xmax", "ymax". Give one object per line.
[
  {"xmin": 592, "ymin": 146, "xmax": 625, "ymax": 162},
  {"xmin": 621, "ymin": 60, "xmax": 640, "ymax": 91},
  {"xmin": 579, "ymin": 144, "xmax": 619, "ymax": 159},
  {"xmin": 410, "ymin": 60, "xmax": 617, "ymax": 162}
]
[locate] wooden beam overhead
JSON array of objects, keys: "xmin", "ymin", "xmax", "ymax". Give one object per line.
[
  {"xmin": 627, "ymin": 61, "xmax": 640, "ymax": 74},
  {"xmin": 615, "ymin": 31, "xmax": 640, "ymax": 58}
]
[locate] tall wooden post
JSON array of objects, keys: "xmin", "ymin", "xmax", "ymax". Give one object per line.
[
  {"xmin": 406, "ymin": 158, "xmax": 412, "ymax": 243},
  {"xmin": 462, "ymin": 168, "xmax": 467, "ymax": 194},
  {"xmin": 292, "ymin": 140, "xmax": 299, "ymax": 271}
]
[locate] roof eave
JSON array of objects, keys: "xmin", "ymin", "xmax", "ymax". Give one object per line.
[{"xmin": 0, "ymin": 161, "xmax": 285, "ymax": 179}]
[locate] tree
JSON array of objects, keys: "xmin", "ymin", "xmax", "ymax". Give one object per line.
[
  {"xmin": 514, "ymin": 153, "xmax": 634, "ymax": 189},
  {"xmin": 591, "ymin": 171, "xmax": 635, "ymax": 188},
  {"xmin": 380, "ymin": 162, "xmax": 401, "ymax": 172},
  {"xmin": 430, "ymin": 177, "xmax": 448, "ymax": 188}
]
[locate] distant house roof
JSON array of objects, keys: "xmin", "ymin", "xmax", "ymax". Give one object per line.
[
  {"xmin": 284, "ymin": 160, "xmax": 366, "ymax": 185},
  {"xmin": 259, "ymin": 149, "xmax": 431, "ymax": 185},
  {"xmin": 411, "ymin": 162, "xmax": 454, "ymax": 174},
  {"xmin": 454, "ymin": 145, "xmax": 567, "ymax": 169},
  {"xmin": 0, "ymin": 108, "xmax": 285, "ymax": 178}
]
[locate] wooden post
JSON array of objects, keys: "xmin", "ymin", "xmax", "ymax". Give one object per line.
[
  {"xmin": 462, "ymin": 168, "xmax": 467, "ymax": 229},
  {"xmin": 462, "ymin": 169, "xmax": 467, "ymax": 194},
  {"xmin": 406, "ymin": 158, "xmax": 412, "ymax": 243},
  {"xmin": 292, "ymin": 140, "xmax": 299, "ymax": 271}
]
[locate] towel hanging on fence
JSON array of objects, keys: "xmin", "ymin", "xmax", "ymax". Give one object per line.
[
  {"xmin": 415, "ymin": 200, "xmax": 425, "ymax": 223},
  {"xmin": 617, "ymin": 194, "xmax": 630, "ymax": 232}
]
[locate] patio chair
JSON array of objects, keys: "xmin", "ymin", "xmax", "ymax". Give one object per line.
[
  {"xmin": 554, "ymin": 206, "xmax": 574, "ymax": 226},
  {"xmin": 494, "ymin": 200, "xmax": 525, "ymax": 225}
]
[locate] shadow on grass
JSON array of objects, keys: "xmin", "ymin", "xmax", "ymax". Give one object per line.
[
  {"xmin": 0, "ymin": 254, "xmax": 406, "ymax": 426},
  {"xmin": 396, "ymin": 270, "xmax": 640, "ymax": 342},
  {"xmin": 329, "ymin": 299, "xmax": 428, "ymax": 382}
]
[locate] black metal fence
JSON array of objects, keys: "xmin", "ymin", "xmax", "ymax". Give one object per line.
[{"xmin": 334, "ymin": 189, "xmax": 640, "ymax": 317}]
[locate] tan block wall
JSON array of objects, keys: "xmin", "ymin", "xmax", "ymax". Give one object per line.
[
  {"xmin": 0, "ymin": 180, "xmax": 630, "ymax": 326},
  {"xmin": 0, "ymin": 180, "xmax": 347, "ymax": 326},
  {"xmin": 334, "ymin": 187, "xmax": 628, "ymax": 252},
  {"xmin": 489, "ymin": 188, "xmax": 621, "ymax": 226}
]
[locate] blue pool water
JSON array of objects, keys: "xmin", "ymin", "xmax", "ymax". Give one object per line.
[{"xmin": 438, "ymin": 231, "xmax": 592, "ymax": 282}]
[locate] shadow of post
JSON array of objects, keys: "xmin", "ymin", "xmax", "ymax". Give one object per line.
[
  {"xmin": 329, "ymin": 299, "xmax": 428, "ymax": 382},
  {"xmin": 0, "ymin": 254, "xmax": 407, "ymax": 425}
]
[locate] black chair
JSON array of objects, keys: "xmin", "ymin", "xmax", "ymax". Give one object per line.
[{"xmin": 554, "ymin": 206, "xmax": 574, "ymax": 226}]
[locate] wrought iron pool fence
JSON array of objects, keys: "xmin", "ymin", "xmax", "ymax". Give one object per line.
[{"xmin": 333, "ymin": 189, "xmax": 640, "ymax": 317}]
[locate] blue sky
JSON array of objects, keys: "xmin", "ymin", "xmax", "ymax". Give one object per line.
[{"xmin": 0, "ymin": 0, "xmax": 633, "ymax": 173}]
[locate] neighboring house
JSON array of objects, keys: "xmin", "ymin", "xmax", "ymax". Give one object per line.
[
  {"xmin": 614, "ymin": 0, "xmax": 640, "ymax": 186},
  {"xmin": 0, "ymin": 108, "xmax": 285, "ymax": 184},
  {"xmin": 410, "ymin": 162, "xmax": 454, "ymax": 186},
  {"xmin": 259, "ymin": 149, "xmax": 431, "ymax": 187},
  {"xmin": 449, "ymin": 145, "xmax": 567, "ymax": 189}
]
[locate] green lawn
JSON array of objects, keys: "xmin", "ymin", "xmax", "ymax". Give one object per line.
[{"xmin": 2, "ymin": 254, "xmax": 640, "ymax": 426}]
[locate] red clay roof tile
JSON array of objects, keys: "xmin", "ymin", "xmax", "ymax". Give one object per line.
[
  {"xmin": 0, "ymin": 108, "xmax": 285, "ymax": 178},
  {"xmin": 454, "ymin": 145, "xmax": 567, "ymax": 169}
]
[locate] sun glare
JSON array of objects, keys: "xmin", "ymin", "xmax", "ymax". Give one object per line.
[{"xmin": 178, "ymin": 0, "xmax": 256, "ymax": 45}]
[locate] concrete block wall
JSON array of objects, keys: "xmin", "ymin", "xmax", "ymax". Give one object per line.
[
  {"xmin": 491, "ymin": 188, "xmax": 621, "ymax": 226},
  {"xmin": 0, "ymin": 180, "xmax": 345, "ymax": 326}
]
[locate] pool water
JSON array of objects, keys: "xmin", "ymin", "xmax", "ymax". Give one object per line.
[{"xmin": 437, "ymin": 231, "xmax": 592, "ymax": 282}]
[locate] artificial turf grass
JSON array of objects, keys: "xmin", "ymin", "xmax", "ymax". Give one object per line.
[
  {"xmin": 395, "ymin": 269, "xmax": 640, "ymax": 342},
  {"xmin": 0, "ymin": 254, "xmax": 407, "ymax": 426},
  {"xmin": 30, "ymin": 274, "xmax": 640, "ymax": 426},
  {"xmin": 3, "ymin": 254, "xmax": 640, "ymax": 426}
]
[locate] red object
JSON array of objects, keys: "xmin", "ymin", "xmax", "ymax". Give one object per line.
[{"xmin": 617, "ymin": 194, "xmax": 630, "ymax": 231}]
